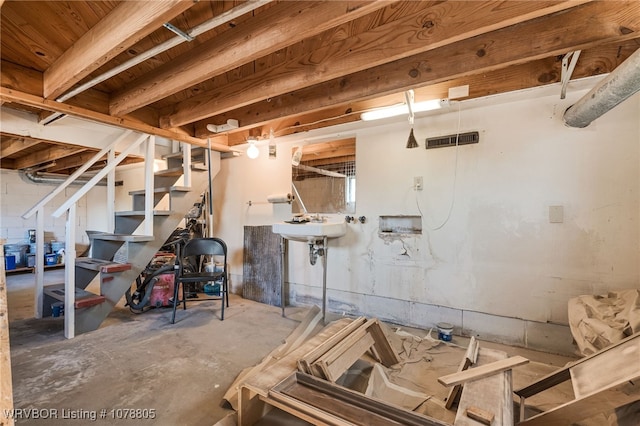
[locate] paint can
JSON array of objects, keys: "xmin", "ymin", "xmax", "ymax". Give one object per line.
[
  {"xmin": 45, "ymin": 253, "xmax": 58, "ymax": 266},
  {"xmin": 437, "ymin": 322, "xmax": 454, "ymax": 342},
  {"xmin": 51, "ymin": 302, "xmax": 64, "ymax": 317}
]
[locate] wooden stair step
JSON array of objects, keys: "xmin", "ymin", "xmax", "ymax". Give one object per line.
[
  {"xmin": 162, "ymin": 147, "xmax": 204, "ymax": 159},
  {"xmin": 154, "ymin": 166, "xmax": 208, "ymax": 177},
  {"xmin": 76, "ymin": 257, "xmax": 132, "ymax": 273},
  {"xmin": 115, "ymin": 210, "xmax": 171, "ymax": 217},
  {"xmin": 43, "ymin": 284, "xmax": 107, "ymax": 309},
  {"xmin": 128, "ymin": 186, "xmax": 191, "ymax": 196},
  {"xmin": 89, "ymin": 233, "xmax": 153, "ymax": 242}
]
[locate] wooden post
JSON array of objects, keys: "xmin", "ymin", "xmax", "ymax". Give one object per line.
[
  {"xmin": 64, "ymin": 205, "xmax": 77, "ymax": 339},
  {"xmin": 144, "ymin": 135, "xmax": 154, "ymax": 236},
  {"xmin": 1, "ymin": 240, "xmax": 16, "ymax": 426}
]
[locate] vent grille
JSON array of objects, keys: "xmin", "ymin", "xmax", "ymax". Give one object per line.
[{"xmin": 426, "ymin": 131, "xmax": 479, "ymax": 149}]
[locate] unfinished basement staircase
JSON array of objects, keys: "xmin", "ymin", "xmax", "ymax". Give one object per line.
[{"xmin": 24, "ymin": 131, "xmax": 218, "ymax": 338}]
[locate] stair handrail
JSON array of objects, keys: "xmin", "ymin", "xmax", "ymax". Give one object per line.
[
  {"xmin": 21, "ymin": 130, "xmax": 133, "ymax": 220},
  {"xmin": 52, "ymin": 133, "xmax": 149, "ymax": 218}
]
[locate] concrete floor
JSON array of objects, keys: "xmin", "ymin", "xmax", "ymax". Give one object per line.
[{"xmin": 5, "ymin": 269, "xmax": 586, "ymax": 426}]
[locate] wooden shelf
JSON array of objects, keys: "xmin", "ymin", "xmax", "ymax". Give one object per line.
[{"xmin": 5, "ymin": 264, "xmax": 65, "ymax": 274}]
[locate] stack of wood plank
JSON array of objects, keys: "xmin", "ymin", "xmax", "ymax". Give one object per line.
[
  {"xmin": 235, "ymin": 312, "xmax": 451, "ymax": 426},
  {"xmin": 297, "ymin": 317, "xmax": 399, "ymax": 382}
]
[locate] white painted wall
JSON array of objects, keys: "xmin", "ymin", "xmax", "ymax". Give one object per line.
[{"xmin": 213, "ymin": 78, "xmax": 640, "ymax": 354}]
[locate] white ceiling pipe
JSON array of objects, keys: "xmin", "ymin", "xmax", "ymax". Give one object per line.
[
  {"xmin": 57, "ymin": 0, "xmax": 271, "ymax": 102},
  {"xmin": 564, "ymin": 47, "xmax": 640, "ymax": 128}
]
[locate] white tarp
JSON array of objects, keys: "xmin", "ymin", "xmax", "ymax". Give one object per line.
[{"xmin": 568, "ymin": 289, "xmax": 640, "ymax": 356}]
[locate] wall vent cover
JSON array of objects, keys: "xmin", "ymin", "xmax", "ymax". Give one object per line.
[{"xmin": 425, "ymin": 131, "xmax": 479, "ymax": 149}]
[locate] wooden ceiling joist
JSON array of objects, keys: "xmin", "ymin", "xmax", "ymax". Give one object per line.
[
  {"xmin": 0, "ymin": 87, "xmax": 230, "ymax": 151},
  {"xmin": 2, "ymin": 0, "xmax": 639, "ymax": 163},
  {"xmin": 0, "ymin": 137, "xmax": 40, "ymax": 157},
  {"xmin": 43, "ymin": 0, "xmax": 197, "ymax": 100},
  {"xmin": 164, "ymin": 0, "xmax": 587, "ymax": 128},
  {"xmin": 12, "ymin": 145, "xmax": 87, "ymax": 170},
  {"xmin": 109, "ymin": 0, "xmax": 393, "ymax": 116},
  {"xmin": 197, "ymin": 1, "xmax": 640, "ymax": 143}
]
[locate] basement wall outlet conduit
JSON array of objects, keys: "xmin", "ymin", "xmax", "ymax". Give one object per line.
[{"xmin": 564, "ymin": 47, "xmax": 640, "ymax": 128}]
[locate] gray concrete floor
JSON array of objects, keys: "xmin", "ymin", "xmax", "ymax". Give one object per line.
[
  {"xmin": 6, "ymin": 269, "xmax": 310, "ymax": 425},
  {"xmin": 5, "ymin": 270, "xmax": 587, "ymax": 426}
]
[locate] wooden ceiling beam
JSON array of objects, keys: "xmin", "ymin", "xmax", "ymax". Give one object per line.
[
  {"xmin": 43, "ymin": 0, "xmax": 197, "ymax": 100},
  {"xmin": 0, "ymin": 136, "xmax": 40, "ymax": 157},
  {"xmin": 109, "ymin": 1, "xmax": 394, "ymax": 116},
  {"xmin": 13, "ymin": 145, "xmax": 87, "ymax": 170},
  {"xmin": 165, "ymin": 0, "xmax": 587, "ymax": 129},
  {"xmin": 197, "ymin": 2, "xmax": 640, "ymax": 142},
  {"xmin": 45, "ymin": 150, "xmax": 103, "ymax": 173},
  {"xmin": 1, "ymin": 60, "xmax": 163, "ymax": 129},
  {"xmin": 0, "ymin": 87, "xmax": 228, "ymax": 151}
]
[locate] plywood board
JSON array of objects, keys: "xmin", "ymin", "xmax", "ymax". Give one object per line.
[
  {"xmin": 270, "ymin": 372, "xmax": 450, "ymax": 426},
  {"xmin": 365, "ymin": 363, "xmax": 430, "ymax": 411},
  {"xmin": 438, "ymin": 356, "xmax": 528, "ymax": 387},
  {"xmin": 454, "ymin": 348, "xmax": 513, "ymax": 426},
  {"xmin": 242, "ymin": 225, "xmax": 282, "ymax": 306},
  {"xmin": 518, "ymin": 377, "xmax": 640, "ymax": 426},
  {"xmin": 243, "ymin": 318, "xmax": 354, "ymax": 396},
  {"xmin": 298, "ymin": 316, "xmax": 367, "ymax": 374},
  {"xmin": 316, "ymin": 332, "xmax": 375, "ymax": 382},
  {"xmin": 570, "ymin": 334, "xmax": 640, "ymax": 398},
  {"xmin": 445, "ymin": 336, "xmax": 478, "ymax": 409}
]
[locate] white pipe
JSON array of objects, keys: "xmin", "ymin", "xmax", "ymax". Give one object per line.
[
  {"xmin": 564, "ymin": 47, "xmax": 640, "ymax": 128},
  {"xmin": 57, "ymin": 1, "xmax": 271, "ymax": 102}
]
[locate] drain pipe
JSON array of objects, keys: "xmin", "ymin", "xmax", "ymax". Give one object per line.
[
  {"xmin": 21, "ymin": 170, "xmax": 121, "ymax": 186},
  {"xmin": 564, "ymin": 47, "xmax": 640, "ymax": 128}
]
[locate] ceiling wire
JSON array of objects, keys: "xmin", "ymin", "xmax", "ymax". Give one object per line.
[{"xmin": 419, "ymin": 100, "xmax": 462, "ymax": 231}]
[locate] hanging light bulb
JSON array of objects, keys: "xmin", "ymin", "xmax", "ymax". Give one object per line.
[{"xmin": 246, "ymin": 137, "xmax": 259, "ymax": 159}]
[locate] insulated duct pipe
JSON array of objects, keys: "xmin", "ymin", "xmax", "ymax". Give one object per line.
[
  {"xmin": 21, "ymin": 170, "xmax": 121, "ymax": 186},
  {"xmin": 564, "ymin": 47, "xmax": 640, "ymax": 128}
]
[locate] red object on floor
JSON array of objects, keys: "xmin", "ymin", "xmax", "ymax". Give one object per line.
[{"xmin": 150, "ymin": 273, "xmax": 175, "ymax": 308}]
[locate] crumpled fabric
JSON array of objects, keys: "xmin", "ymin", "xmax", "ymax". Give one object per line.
[{"xmin": 568, "ymin": 289, "xmax": 640, "ymax": 356}]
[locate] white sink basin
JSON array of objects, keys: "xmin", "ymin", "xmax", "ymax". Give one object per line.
[{"xmin": 272, "ymin": 220, "xmax": 347, "ymax": 242}]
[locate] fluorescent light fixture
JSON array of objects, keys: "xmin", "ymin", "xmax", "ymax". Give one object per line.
[
  {"xmin": 246, "ymin": 138, "xmax": 259, "ymax": 159},
  {"xmin": 206, "ymin": 119, "xmax": 239, "ymax": 133},
  {"xmin": 361, "ymin": 99, "xmax": 450, "ymax": 121}
]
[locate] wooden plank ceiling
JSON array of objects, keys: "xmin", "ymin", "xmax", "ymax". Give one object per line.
[{"xmin": 1, "ymin": 0, "xmax": 639, "ymax": 174}]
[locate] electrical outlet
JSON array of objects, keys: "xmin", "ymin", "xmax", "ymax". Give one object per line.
[{"xmin": 414, "ymin": 176, "xmax": 423, "ymax": 191}]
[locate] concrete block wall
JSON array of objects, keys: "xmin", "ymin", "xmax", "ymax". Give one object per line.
[
  {"xmin": 289, "ymin": 283, "xmax": 577, "ymax": 355},
  {"xmin": 0, "ymin": 170, "xmax": 107, "ymax": 247}
]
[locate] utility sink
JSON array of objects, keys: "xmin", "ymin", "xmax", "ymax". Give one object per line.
[{"xmin": 272, "ymin": 220, "xmax": 347, "ymax": 242}]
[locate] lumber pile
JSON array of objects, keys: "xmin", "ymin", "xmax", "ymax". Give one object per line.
[{"xmin": 225, "ymin": 310, "xmax": 454, "ymax": 425}]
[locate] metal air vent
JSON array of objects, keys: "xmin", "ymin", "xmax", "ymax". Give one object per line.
[{"xmin": 425, "ymin": 131, "xmax": 479, "ymax": 149}]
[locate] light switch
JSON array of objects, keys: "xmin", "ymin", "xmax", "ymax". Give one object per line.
[{"xmin": 549, "ymin": 205, "xmax": 564, "ymax": 223}]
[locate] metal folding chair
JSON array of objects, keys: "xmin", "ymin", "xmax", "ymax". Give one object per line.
[{"xmin": 170, "ymin": 237, "xmax": 229, "ymax": 323}]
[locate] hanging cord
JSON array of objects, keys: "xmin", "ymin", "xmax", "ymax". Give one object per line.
[{"xmin": 421, "ymin": 101, "xmax": 462, "ymax": 231}]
